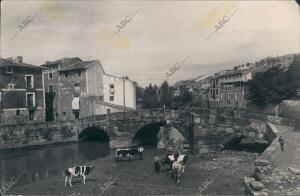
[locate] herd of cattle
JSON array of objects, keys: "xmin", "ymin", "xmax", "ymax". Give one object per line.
[
  {"xmin": 64, "ymin": 145, "xmax": 188, "ymax": 187},
  {"xmin": 115, "ymin": 145, "xmax": 188, "ymax": 183}
]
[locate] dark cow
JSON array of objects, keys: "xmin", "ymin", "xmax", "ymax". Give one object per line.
[
  {"xmin": 161, "ymin": 154, "xmax": 175, "ymax": 170},
  {"xmin": 115, "ymin": 146, "xmax": 143, "ymax": 161},
  {"xmin": 64, "ymin": 165, "xmax": 95, "ymax": 187}
]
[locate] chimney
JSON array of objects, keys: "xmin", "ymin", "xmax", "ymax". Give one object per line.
[{"xmin": 13, "ymin": 56, "xmax": 23, "ymax": 63}]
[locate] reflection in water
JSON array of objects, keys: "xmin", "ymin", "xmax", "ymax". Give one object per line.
[{"xmin": 0, "ymin": 141, "xmax": 110, "ymax": 188}]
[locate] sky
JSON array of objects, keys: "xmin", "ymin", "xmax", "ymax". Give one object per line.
[{"xmin": 1, "ymin": 0, "xmax": 299, "ymax": 87}]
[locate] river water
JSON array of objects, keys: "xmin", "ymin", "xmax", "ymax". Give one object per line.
[{"xmin": 0, "ymin": 142, "xmax": 110, "ymax": 189}]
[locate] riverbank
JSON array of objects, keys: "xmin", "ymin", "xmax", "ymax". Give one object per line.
[{"xmin": 9, "ymin": 149, "xmax": 257, "ymax": 195}]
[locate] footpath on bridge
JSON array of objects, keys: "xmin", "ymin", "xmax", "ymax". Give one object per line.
[
  {"xmin": 262, "ymin": 125, "xmax": 300, "ymax": 195},
  {"xmin": 276, "ymin": 125, "xmax": 300, "ymax": 169}
]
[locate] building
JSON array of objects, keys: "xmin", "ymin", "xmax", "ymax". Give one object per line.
[
  {"xmin": 42, "ymin": 57, "xmax": 136, "ymax": 121},
  {"xmin": 208, "ymin": 73, "xmax": 221, "ymax": 108},
  {"xmin": 218, "ymin": 69, "xmax": 252, "ymax": 109},
  {"xmin": 0, "ymin": 57, "xmax": 45, "ymax": 124}
]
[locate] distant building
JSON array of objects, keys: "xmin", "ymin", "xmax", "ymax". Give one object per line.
[
  {"xmin": 42, "ymin": 57, "xmax": 136, "ymax": 121},
  {"xmin": 208, "ymin": 73, "xmax": 220, "ymax": 108},
  {"xmin": 218, "ymin": 69, "xmax": 252, "ymax": 109},
  {"xmin": 0, "ymin": 57, "xmax": 45, "ymax": 124}
]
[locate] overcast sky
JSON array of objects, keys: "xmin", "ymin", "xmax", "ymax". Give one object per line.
[{"xmin": 1, "ymin": 1, "xmax": 299, "ymax": 87}]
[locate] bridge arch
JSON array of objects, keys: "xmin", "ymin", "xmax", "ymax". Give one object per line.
[
  {"xmin": 78, "ymin": 125, "xmax": 110, "ymax": 142},
  {"xmin": 132, "ymin": 121, "xmax": 165, "ymax": 146}
]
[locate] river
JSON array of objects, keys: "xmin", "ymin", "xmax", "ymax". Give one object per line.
[{"xmin": 0, "ymin": 142, "xmax": 110, "ymax": 189}]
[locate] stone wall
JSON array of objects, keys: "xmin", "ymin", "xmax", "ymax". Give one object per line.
[
  {"xmin": 0, "ymin": 121, "xmax": 78, "ymax": 149},
  {"xmin": 255, "ymin": 123, "xmax": 280, "ymax": 169}
]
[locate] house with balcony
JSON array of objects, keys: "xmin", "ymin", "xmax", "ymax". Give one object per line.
[
  {"xmin": 0, "ymin": 57, "xmax": 45, "ymax": 124},
  {"xmin": 218, "ymin": 69, "xmax": 252, "ymax": 109}
]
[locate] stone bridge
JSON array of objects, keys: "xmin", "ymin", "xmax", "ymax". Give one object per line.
[
  {"xmin": 0, "ymin": 107, "xmax": 296, "ymax": 152},
  {"xmin": 0, "ymin": 109, "xmax": 194, "ymax": 150}
]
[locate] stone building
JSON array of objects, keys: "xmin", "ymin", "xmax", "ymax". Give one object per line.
[
  {"xmin": 0, "ymin": 57, "xmax": 45, "ymax": 124},
  {"xmin": 42, "ymin": 57, "xmax": 136, "ymax": 121}
]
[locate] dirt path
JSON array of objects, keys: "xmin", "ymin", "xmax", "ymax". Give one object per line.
[{"xmin": 9, "ymin": 150, "xmax": 256, "ymax": 196}]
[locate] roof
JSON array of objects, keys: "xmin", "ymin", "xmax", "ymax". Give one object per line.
[
  {"xmin": 42, "ymin": 57, "xmax": 82, "ymax": 67},
  {"xmin": 58, "ymin": 60, "xmax": 98, "ymax": 72},
  {"xmin": 0, "ymin": 58, "xmax": 42, "ymax": 69}
]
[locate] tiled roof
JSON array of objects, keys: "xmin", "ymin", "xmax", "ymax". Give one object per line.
[
  {"xmin": 42, "ymin": 57, "xmax": 82, "ymax": 66},
  {"xmin": 58, "ymin": 60, "xmax": 98, "ymax": 72},
  {"xmin": 0, "ymin": 58, "xmax": 41, "ymax": 69}
]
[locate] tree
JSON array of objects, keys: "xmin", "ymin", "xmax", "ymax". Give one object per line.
[
  {"xmin": 158, "ymin": 81, "xmax": 172, "ymax": 108},
  {"xmin": 247, "ymin": 57, "xmax": 300, "ymax": 106},
  {"xmin": 142, "ymin": 83, "xmax": 159, "ymax": 109}
]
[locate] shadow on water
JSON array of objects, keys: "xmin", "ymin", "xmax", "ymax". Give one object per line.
[{"xmin": 0, "ymin": 127, "xmax": 110, "ymax": 189}]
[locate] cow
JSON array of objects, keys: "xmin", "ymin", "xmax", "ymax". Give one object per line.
[
  {"xmin": 64, "ymin": 165, "xmax": 95, "ymax": 187},
  {"xmin": 171, "ymin": 154, "xmax": 188, "ymax": 183},
  {"xmin": 176, "ymin": 154, "xmax": 188, "ymax": 173},
  {"xmin": 115, "ymin": 146, "xmax": 143, "ymax": 161},
  {"xmin": 161, "ymin": 154, "xmax": 175, "ymax": 170},
  {"xmin": 171, "ymin": 161, "xmax": 184, "ymax": 183}
]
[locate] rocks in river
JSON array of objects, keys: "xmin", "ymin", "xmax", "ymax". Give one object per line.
[
  {"xmin": 250, "ymin": 181, "xmax": 265, "ymax": 191},
  {"xmin": 288, "ymin": 167, "xmax": 300, "ymax": 175},
  {"xmin": 244, "ymin": 176, "xmax": 267, "ymax": 195}
]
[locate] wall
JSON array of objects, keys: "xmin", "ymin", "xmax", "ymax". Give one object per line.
[
  {"xmin": 58, "ymin": 69, "xmax": 87, "ymax": 121},
  {"xmin": 103, "ymin": 74, "xmax": 136, "ymax": 109},
  {"xmin": 0, "ymin": 66, "xmax": 45, "ymax": 125},
  {"xmin": 43, "ymin": 64, "xmax": 60, "ymax": 121},
  {"xmin": 0, "ymin": 121, "xmax": 78, "ymax": 150},
  {"xmin": 86, "ymin": 61, "xmax": 104, "ymax": 96}
]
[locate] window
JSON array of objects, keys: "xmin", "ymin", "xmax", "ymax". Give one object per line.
[
  {"xmin": 49, "ymin": 85, "xmax": 54, "ymax": 92},
  {"xmin": 107, "ymin": 109, "xmax": 111, "ymax": 114},
  {"xmin": 8, "ymin": 83, "xmax": 15, "ymax": 90},
  {"xmin": 65, "ymin": 73, "xmax": 69, "ymax": 78},
  {"xmin": 228, "ymin": 94, "xmax": 232, "ymax": 102},
  {"xmin": 74, "ymin": 111, "xmax": 79, "ymax": 119},
  {"xmin": 25, "ymin": 75, "xmax": 34, "ymax": 89},
  {"xmin": 29, "ymin": 110, "xmax": 35, "ymax": 121},
  {"xmin": 235, "ymin": 93, "xmax": 239, "ymax": 101},
  {"xmin": 110, "ymin": 96, "xmax": 114, "ymax": 101},
  {"xmin": 48, "ymin": 72, "xmax": 53, "ymax": 79},
  {"xmin": 77, "ymin": 71, "xmax": 81, "ymax": 77},
  {"xmin": 220, "ymin": 93, "xmax": 224, "ymax": 101},
  {"xmin": 109, "ymin": 84, "xmax": 114, "ymax": 88},
  {"xmin": 26, "ymin": 93, "xmax": 36, "ymax": 107},
  {"xmin": 6, "ymin": 67, "xmax": 13, "ymax": 74},
  {"xmin": 98, "ymin": 96, "xmax": 104, "ymax": 101},
  {"xmin": 16, "ymin": 110, "xmax": 20, "ymax": 116}
]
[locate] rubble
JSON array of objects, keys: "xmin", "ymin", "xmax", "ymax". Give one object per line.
[
  {"xmin": 244, "ymin": 176, "xmax": 267, "ymax": 195},
  {"xmin": 288, "ymin": 167, "xmax": 300, "ymax": 175},
  {"xmin": 250, "ymin": 181, "xmax": 264, "ymax": 191}
]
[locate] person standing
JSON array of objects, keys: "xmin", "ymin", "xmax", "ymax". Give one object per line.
[
  {"xmin": 154, "ymin": 155, "xmax": 161, "ymax": 174},
  {"xmin": 278, "ymin": 136, "xmax": 285, "ymax": 152}
]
